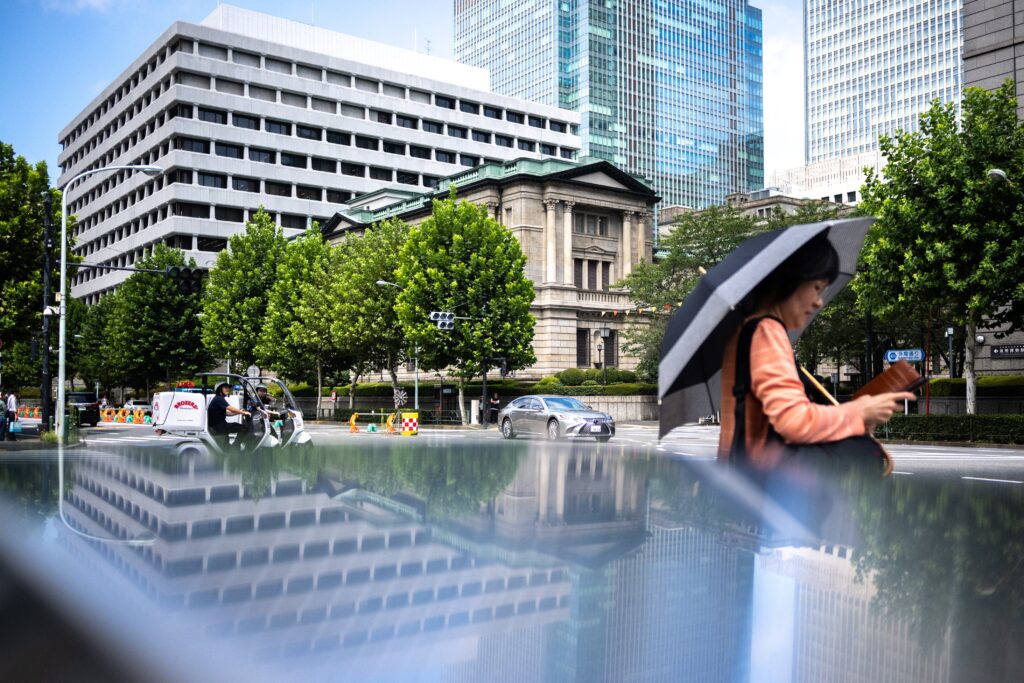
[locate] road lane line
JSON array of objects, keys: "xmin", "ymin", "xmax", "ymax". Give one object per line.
[
  {"xmin": 961, "ymin": 476, "xmax": 1023, "ymax": 484},
  {"xmin": 892, "ymin": 471, "xmax": 914, "ymax": 475}
]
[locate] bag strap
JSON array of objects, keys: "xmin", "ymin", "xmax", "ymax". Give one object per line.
[{"xmin": 729, "ymin": 315, "xmax": 784, "ymax": 463}]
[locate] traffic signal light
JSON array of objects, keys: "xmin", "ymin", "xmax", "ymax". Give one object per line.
[
  {"xmin": 165, "ymin": 266, "xmax": 204, "ymax": 294},
  {"xmin": 429, "ymin": 311, "xmax": 455, "ymax": 330}
]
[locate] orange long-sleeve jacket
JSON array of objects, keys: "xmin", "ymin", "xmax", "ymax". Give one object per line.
[{"xmin": 718, "ymin": 317, "xmax": 865, "ymax": 467}]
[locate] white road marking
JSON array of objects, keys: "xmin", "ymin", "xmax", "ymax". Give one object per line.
[{"xmin": 961, "ymin": 476, "xmax": 1023, "ymax": 484}]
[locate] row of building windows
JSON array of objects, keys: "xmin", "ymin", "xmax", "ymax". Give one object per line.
[
  {"xmin": 60, "ymin": 33, "xmax": 578, "ymax": 163},
  {"xmin": 173, "ymin": 105, "xmax": 574, "ymax": 159},
  {"xmin": 182, "ymin": 37, "xmax": 575, "ymax": 133},
  {"xmin": 199, "ymin": 593, "xmax": 567, "ymax": 648}
]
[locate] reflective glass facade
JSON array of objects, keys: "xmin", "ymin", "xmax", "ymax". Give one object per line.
[
  {"xmin": 455, "ymin": 1, "xmax": 764, "ymax": 210},
  {"xmin": 804, "ymin": 0, "xmax": 962, "ymax": 164}
]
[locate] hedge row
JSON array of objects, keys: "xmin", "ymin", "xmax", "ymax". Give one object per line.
[
  {"xmin": 289, "ymin": 379, "xmax": 657, "ymax": 398},
  {"xmin": 927, "ymin": 376, "xmax": 1024, "ymax": 397},
  {"xmin": 881, "ymin": 415, "xmax": 1024, "ymax": 444}
]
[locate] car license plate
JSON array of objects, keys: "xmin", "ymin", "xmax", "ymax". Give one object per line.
[{"xmin": 590, "ymin": 424, "xmax": 602, "ymax": 433}]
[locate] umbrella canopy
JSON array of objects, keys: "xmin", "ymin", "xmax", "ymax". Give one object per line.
[{"xmin": 658, "ymin": 216, "xmax": 875, "ymax": 439}]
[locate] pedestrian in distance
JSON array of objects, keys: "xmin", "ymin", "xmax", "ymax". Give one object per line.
[
  {"xmin": 718, "ymin": 234, "xmax": 914, "ymax": 468},
  {"xmin": 489, "ymin": 392, "xmax": 501, "ymax": 426},
  {"xmin": 5, "ymin": 389, "xmax": 19, "ymax": 441},
  {"xmin": 0, "ymin": 390, "xmax": 7, "ymax": 441}
]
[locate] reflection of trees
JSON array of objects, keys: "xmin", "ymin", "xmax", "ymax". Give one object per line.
[
  {"xmin": 0, "ymin": 459, "xmax": 60, "ymax": 522},
  {"xmin": 215, "ymin": 442, "xmax": 522, "ymax": 518},
  {"xmin": 851, "ymin": 473, "xmax": 1024, "ymax": 680},
  {"xmin": 392, "ymin": 444, "xmax": 521, "ymax": 519}
]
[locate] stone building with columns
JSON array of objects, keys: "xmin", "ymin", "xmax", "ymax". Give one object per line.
[{"xmin": 322, "ymin": 156, "xmax": 659, "ymax": 378}]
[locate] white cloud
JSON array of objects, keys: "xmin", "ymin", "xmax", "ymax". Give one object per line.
[{"xmin": 755, "ymin": 1, "xmax": 805, "ymax": 177}]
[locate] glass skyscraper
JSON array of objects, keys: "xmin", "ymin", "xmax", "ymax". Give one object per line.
[
  {"xmin": 804, "ymin": 0, "xmax": 962, "ymax": 164},
  {"xmin": 455, "ymin": 0, "xmax": 764, "ymax": 210}
]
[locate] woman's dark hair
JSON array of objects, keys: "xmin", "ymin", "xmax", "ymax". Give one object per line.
[{"xmin": 748, "ymin": 232, "xmax": 840, "ymax": 310}]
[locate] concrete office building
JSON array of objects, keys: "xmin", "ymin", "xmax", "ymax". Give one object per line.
[
  {"xmin": 962, "ymin": 0, "xmax": 1024, "ymax": 115},
  {"xmin": 804, "ymin": 0, "xmax": 962, "ymax": 164},
  {"xmin": 58, "ymin": 5, "xmax": 580, "ymax": 303},
  {"xmin": 775, "ymin": 1, "xmax": 963, "ymax": 207},
  {"xmin": 454, "ymin": 0, "xmax": 764, "ymax": 211}
]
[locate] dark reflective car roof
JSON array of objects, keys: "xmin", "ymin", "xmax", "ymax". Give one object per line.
[{"xmin": 1, "ymin": 440, "xmax": 1021, "ymax": 682}]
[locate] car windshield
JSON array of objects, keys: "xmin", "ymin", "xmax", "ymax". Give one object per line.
[{"xmin": 543, "ymin": 396, "xmax": 588, "ymax": 411}]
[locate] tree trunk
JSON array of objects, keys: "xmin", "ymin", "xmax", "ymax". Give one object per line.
[
  {"xmin": 315, "ymin": 358, "xmax": 323, "ymax": 420},
  {"xmin": 349, "ymin": 371, "xmax": 359, "ymax": 410},
  {"xmin": 964, "ymin": 320, "xmax": 978, "ymax": 415},
  {"xmin": 457, "ymin": 380, "xmax": 467, "ymax": 425},
  {"xmin": 389, "ymin": 365, "xmax": 399, "ymax": 392}
]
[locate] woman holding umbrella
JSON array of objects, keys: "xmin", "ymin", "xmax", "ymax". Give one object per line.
[{"xmin": 718, "ymin": 234, "xmax": 914, "ymax": 467}]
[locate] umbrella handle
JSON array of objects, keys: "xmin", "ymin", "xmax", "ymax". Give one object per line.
[
  {"xmin": 798, "ymin": 366, "xmax": 840, "ymax": 406},
  {"xmin": 798, "ymin": 366, "xmax": 894, "ymax": 477}
]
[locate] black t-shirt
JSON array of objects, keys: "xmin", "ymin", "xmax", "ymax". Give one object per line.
[{"xmin": 208, "ymin": 394, "xmax": 229, "ymax": 430}]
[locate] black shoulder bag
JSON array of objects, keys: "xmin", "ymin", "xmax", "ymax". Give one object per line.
[{"xmin": 729, "ymin": 316, "xmax": 890, "ymax": 475}]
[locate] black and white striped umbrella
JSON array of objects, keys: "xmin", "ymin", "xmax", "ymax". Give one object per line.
[{"xmin": 658, "ymin": 217, "xmax": 875, "ymax": 439}]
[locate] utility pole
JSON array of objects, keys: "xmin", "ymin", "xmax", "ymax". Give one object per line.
[{"xmin": 41, "ymin": 192, "xmax": 55, "ymax": 431}]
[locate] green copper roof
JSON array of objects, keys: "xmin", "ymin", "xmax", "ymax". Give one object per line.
[{"xmin": 334, "ymin": 156, "xmax": 654, "ymax": 228}]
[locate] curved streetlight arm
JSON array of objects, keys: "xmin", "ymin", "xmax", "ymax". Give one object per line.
[{"xmin": 56, "ymin": 164, "xmax": 161, "ymax": 442}]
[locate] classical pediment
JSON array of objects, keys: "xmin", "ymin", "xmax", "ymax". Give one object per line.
[{"xmin": 572, "ymin": 171, "xmax": 632, "ymax": 190}]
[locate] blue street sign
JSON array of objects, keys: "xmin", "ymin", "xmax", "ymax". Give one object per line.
[{"xmin": 884, "ymin": 348, "xmax": 925, "ymax": 363}]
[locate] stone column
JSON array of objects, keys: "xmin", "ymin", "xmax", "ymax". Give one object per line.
[
  {"xmin": 621, "ymin": 211, "xmax": 635, "ymax": 277},
  {"xmin": 582, "ymin": 258, "xmax": 590, "ymax": 290},
  {"xmin": 562, "ymin": 201, "xmax": 575, "ymax": 285},
  {"xmin": 637, "ymin": 211, "xmax": 651, "ymax": 264},
  {"xmin": 544, "ymin": 199, "xmax": 558, "ymax": 283},
  {"xmin": 486, "ymin": 201, "xmax": 499, "ymax": 221}
]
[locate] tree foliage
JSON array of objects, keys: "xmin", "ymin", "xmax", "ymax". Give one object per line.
[
  {"xmin": 617, "ymin": 205, "xmax": 760, "ymax": 381},
  {"xmin": 202, "ymin": 208, "xmax": 287, "ymax": 369},
  {"xmin": 104, "ymin": 244, "xmax": 213, "ymax": 390},
  {"xmin": 0, "ymin": 141, "xmax": 65, "ymax": 391},
  {"xmin": 259, "ymin": 228, "xmax": 348, "ymax": 417},
  {"xmin": 395, "ymin": 190, "xmax": 536, "ymax": 419},
  {"xmin": 333, "ymin": 218, "xmax": 410, "ymax": 389},
  {"xmin": 858, "ymin": 81, "xmax": 1024, "ymax": 412}
]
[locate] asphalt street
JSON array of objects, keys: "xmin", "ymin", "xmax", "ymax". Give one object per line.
[{"xmin": 70, "ymin": 420, "xmax": 1024, "ymax": 486}]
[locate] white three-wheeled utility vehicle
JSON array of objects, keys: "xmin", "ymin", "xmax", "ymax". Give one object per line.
[{"xmin": 152, "ymin": 373, "xmax": 312, "ymax": 456}]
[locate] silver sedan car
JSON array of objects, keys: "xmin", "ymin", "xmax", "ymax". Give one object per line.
[{"xmin": 497, "ymin": 395, "xmax": 615, "ymax": 442}]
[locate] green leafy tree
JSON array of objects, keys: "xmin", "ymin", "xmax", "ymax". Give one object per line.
[
  {"xmin": 0, "ymin": 141, "xmax": 64, "ymax": 388},
  {"xmin": 858, "ymin": 81, "xmax": 1024, "ymax": 413},
  {"xmin": 395, "ymin": 190, "xmax": 536, "ymax": 423},
  {"xmin": 617, "ymin": 205, "xmax": 759, "ymax": 381},
  {"xmin": 105, "ymin": 244, "xmax": 213, "ymax": 392},
  {"xmin": 259, "ymin": 228, "xmax": 347, "ymax": 417},
  {"xmin": 333, "ymin": 218, "xmax": 410, "ymax": 392},
  {"xmin": 202, "ymin": 208, "xmax": 287, "ymax": 369},
  {"xmin": 77, "ymin": 294, "xmax": 118, "ymax": 393}
]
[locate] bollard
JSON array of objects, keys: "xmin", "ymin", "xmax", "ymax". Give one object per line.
[{"xmin": 400, "ymin": 412, "xmax": 419, "ymax": 436}]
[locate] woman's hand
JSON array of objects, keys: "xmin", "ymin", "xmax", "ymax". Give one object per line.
[{"xmin": 853, "ymin": 392, "xmax": 916, "ymax": 431}]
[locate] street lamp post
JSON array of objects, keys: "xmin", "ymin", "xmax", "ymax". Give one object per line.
[
  {"xmin": 56, "ymin": 164, "xmax": 161, "ymax": 442},
  {"xmin": 596, "ymin": 343, "xmax": 606, "ymax": 385}
]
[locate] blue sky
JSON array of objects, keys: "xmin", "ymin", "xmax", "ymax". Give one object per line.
[{"xmin": 0, "ymin": 0, "xmax": 803, "ymax": 184}]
